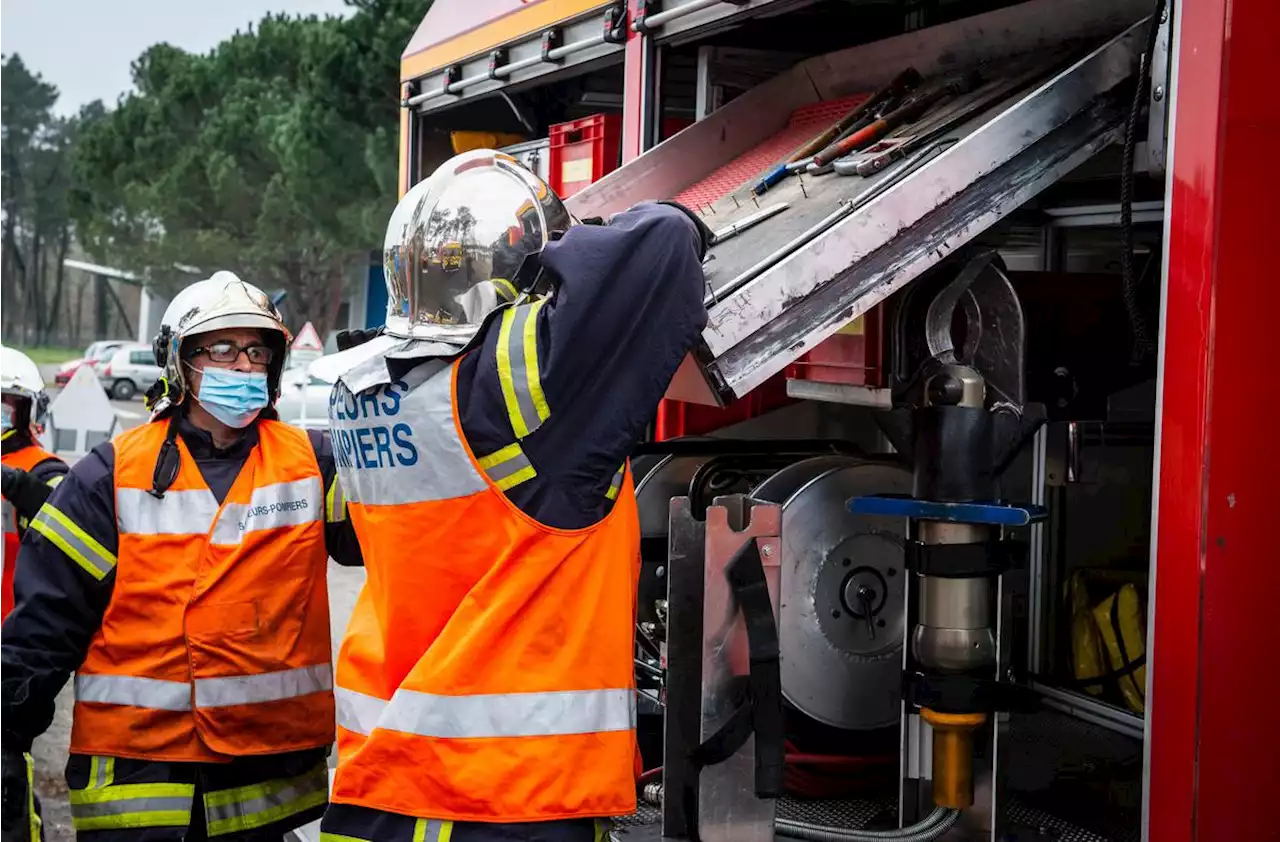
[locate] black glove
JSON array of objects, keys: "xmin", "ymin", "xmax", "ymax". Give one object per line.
[
  {"xmin": 1, "ymin": 748, "xmax": 38, "ymax": 842},
  {"xmin": 0, "ymin": 468, "xmax": 53, "ymax": 523},
  {"xmin": 657, "ymin": 200, "xmax": 715, "ymax": 261},
  {"xmin": 336, "ymin": 327, "xmax": 383, "ymax": 352}
]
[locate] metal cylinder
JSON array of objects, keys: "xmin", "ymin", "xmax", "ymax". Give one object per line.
[
  {"xmin": 912, "ymin": 576, "xmax": 995, "ymax": 673},
  {"xmin": 924, "ymin": 365, "xmax": 985, "ymax": 409},
  {"xmin": 921, "ymin": 708, "xmax": 986, "ymax": 809},
  {"xmin": 916, "ymin": 521, "xmax": 989, "ymax": 545}
]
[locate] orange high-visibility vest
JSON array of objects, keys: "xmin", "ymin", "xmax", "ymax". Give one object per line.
[
  {"xmin": 329, "ymin": 353, "xmax": 640, "ymax": 823},
  {"xmin": 68, "ymin": 419, "xmax": 334, "ymax": 762},
  {"xmin": 2, "ymin": 441, "xmax": 61, "ymax": 620}
]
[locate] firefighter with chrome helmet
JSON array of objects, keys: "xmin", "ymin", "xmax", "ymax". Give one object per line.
[
  {"xmin": 316, "ymin": 149, "xmax": 711, "ymax": 842},
  {"xmin": 0, "ymin": 346, "xmax": 68, "ymax": 622},
  {"xmin": 1, "ymin": 271, "xmax": 362, "ymax": 841}
]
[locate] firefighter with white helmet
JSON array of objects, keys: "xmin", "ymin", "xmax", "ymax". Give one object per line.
[
  {"xmin": 1, "ymin": 271, "xmax": 362, "ymax": 841},
  {"xmin": 0, "ymin": 346, "xmax": 68, "ymax": 620},
  {"xmin": 318, "ymin": 149, "xmax": 712, "ymax": 841}
]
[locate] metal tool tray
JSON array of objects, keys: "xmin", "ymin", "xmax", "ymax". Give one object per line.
[{"xmin": 566, "ymin": 0, "xmax": 1150, "ymax": 405}]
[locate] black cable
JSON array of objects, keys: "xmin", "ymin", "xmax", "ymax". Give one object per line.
[{"xmin": 1120, "ymin": 0, "xmax": 1167, "ymax": 359}]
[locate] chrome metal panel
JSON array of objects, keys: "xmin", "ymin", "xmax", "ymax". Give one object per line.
[
  {"xmin": 638, "ymin": 0, "xmax": 811, "ymax": 42},
  {"xmin": 1028, "ymin": 427, "xmax": 1048, "ymax": 674},
  {"xmin": 708, "ymin": 51, "xmax": 1140, "ymax": 400},
  {"xmin": 1145, "ymin": 0, "xmax": 1172, "ymax": 173},
  {"xmin": 785, "ymin": 379, "xmax": 893, "ymax": 408},
  {"xmin": 698, "ymin": 496, "xmax": 781, "ymax": 842},
  {"xmin": 409, "ymin": 9, "xmax": 624, "ymax": 113},
  {"xmin": 567, "ymin": 0, "xmax": 1148, "ymax": 219},
  {"xmin": 663, "ymin": 496, "xmax": 705, "ymax": 838},
  {"xmin": 1035, "ymin": 682, "xmax": 1146, "ymax": 741},
  {"xmin": 702, "ymin": 23, "xmax": 1144, "ymax": 359}
]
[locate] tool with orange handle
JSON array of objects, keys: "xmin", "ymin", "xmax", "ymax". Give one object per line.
[
  {"xmin": 811, "ymin": 71, "xmax": 981, "ymax": 168},
  {"xmin": 751, "ymin": 68, "xmax": 922, "ymax": 195}
]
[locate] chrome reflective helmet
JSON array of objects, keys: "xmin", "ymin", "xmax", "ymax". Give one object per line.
[
  {"xmin": 382, "ymin": 148, "xmax": 574, "ymax": 344},
  {"xmin": 0, "ymin": 345, "xmax": 49, "ymax": 432},
  {"xmin": 148, "ymin": 271, "xmax": 291, "ymax": 416}
]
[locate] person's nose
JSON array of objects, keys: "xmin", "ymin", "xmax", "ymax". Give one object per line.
[{"xmin": 230, "ymin": 351, "xmax": 254, "ymax": 373}]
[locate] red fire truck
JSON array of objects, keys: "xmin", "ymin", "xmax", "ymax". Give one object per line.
[{"xmin": 390, "ymin": 0, "xmax": 1277, "ymax": 839}]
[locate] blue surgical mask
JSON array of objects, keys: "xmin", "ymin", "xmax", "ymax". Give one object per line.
[
  {"xmin": 0, "ymin": 404, "xmax": 12, "ymax": 431},
  {"xmin": 194, "ymin": 368, "xmax": 269, "ymax": 428}
]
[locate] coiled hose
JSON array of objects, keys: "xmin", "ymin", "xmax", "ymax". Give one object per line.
[{"xmin": 775, "ymin": 806, "xmax": 960, "ymax": 842}]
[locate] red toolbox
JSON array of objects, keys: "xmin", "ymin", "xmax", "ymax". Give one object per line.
[{"xmin": 549, "ymin": 114, "xmax": 623, "ymax": 198}]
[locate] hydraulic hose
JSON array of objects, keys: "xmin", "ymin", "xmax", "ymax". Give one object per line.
[{"xmin": 776, "ymin": 807, "xmax": 960, "ymax": 842}]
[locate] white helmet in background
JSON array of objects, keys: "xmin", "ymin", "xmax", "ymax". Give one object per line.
[
  {"xmin": 148, "ymin": 271, "xmax": 291, "ymax": 417},
  {"xmin": 0, "ymin": 346, "xmax": 49, "ymax": 433}
]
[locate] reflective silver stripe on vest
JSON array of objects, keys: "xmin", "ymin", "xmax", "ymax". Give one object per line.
[
  {"xmin": 75, "ymin": 674, "xmax": 193, "ymax": 712},
  {"xmin": 378, "ymin": 687, "xmax": 636, "ymax": 739},
  {"xmin": 210, "ymin": 477, "xmax": 323, "ymax": 545},
  {"xmin": 77, "ymin": 666, "xmax": 332, "ymax": 711},
  {"xmin": 195, "ymin": 664, "xmax": 333, "ymax": 708},
  {"xmin": 334, "ymin": 686, "xmax": 388, "ymax": 736},
  {"xmin": 329, "ymin": 360, "xmax": 487, "ymax": 507},
  {"xmin": 203, "ymin": 762, "xmax": 328, "ymax": 836},
  {"xmin": 116, "ymin": 488, "xmax": 219, "ymax": 536}
]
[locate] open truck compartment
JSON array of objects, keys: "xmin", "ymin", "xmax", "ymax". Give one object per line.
[
  {"xmin": 373, "ymin": 0, "xmax": 1280, "ymax": 839},
  {"xmin": 566, "ymin": 0, "xmax": 1150, "ymax": 405}
]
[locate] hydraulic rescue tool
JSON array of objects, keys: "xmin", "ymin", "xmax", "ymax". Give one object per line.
[{"xmin": 851, "ymin": 250, "xmax": 1046, "ymax": 811}]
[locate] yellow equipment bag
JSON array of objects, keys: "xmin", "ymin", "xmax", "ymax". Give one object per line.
[
  {"xmin": 1069, "ymin": 573, "xmax": 1108, "ymax": 698},
  {"xmin": 1093, "ymin": 583, "xmax": 1146, "ymax": 714}
]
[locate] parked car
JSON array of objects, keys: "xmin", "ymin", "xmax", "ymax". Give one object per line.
[
  {"xmin": 98, "ymin": 343, "xmax": 162, "ymax": 400},
  {"xmin": 56, "ymin": 340, "xmax": 129, "ymax": 386},
  {"xmin": 53, "ymin": 358, "xmax": 84, "ymax": 386},
  {"xmin": 275, "ymin": 366, "xmax": 333, "ymax": 430}
]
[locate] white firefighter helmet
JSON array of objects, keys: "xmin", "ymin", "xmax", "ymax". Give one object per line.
[
  {"xmin": 381, "ymin": 148, "xmax": 574, "ymax": 345},
  {"xmin": 149, "ymin": 271, "xmax": 291, "ymax": 416},
  {"xmin": 0, "ymin": 345, "xmax": 49, "ymax": 430}
]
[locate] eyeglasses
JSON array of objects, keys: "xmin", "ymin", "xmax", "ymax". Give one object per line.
[{"xmin": 187, "ymin": 342, "xmax": 275, "ymax": 366}]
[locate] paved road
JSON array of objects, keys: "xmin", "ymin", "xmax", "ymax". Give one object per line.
[{"xmin": 26, "ymin": 379, "xmax": 365, "ymax": 841}]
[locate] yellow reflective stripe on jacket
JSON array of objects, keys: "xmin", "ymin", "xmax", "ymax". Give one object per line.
[
  {"xmin": 606, "ymin": 464, "xmax": 626, "ymax": 501},
  {"xmin": 496, "ymin": 300, "xmax": 550, "ymax": 439},
  {"xmin": 491, "ymin": 277, "xmax": 518, "ymax": 300},
  {"xmin": 319, "ymin": 826, "xmax": 453, "ymax": 842},
  {"xmin": 203, "ymin": 761, "xmax": 328, "ymax": 836},
  {"xmin": 25, "ymin": 752, "xmax": 42, "ymax": 841},
  {"xmin": 325, "ymin": 476, "xmax": 348, "ymax": 523},
  {"xmin": 413, "ymin": 818, "xmax": 454, "ymax": 842},
  {"xmin": 68, "ymin": 782, "xmax": 194, "ymax": 832},
  {"xmin": 29, "ymin": 504, "xmax": 117, "ymax": 580},
  {"xmin": 86, "ymin": 756, "xmax": 116, "ymax": 789},
  {"xmin": 477, "ymin": 443, "xmax": 536, "ymax": 491},
  {"xmin": 46, "ymin": 474, "xmax": 64, "ymax": 488}
]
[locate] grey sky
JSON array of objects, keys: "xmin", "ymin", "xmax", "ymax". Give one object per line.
[{"xmin": 1, "ymin": 0, "xmax": 355, "ymax": 115}]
